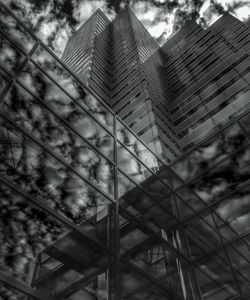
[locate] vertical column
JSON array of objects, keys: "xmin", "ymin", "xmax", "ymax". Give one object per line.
[
  {"xmin": 114, "ymin": 116, "xmax": 121, "ymax": 300},
  {"xmin": 107, "ymin": 115, "xmax": 121, "ymax": 300}
]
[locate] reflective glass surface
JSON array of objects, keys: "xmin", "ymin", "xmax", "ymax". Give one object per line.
[{"xmin": 0, "ymin": 2, "xmax": 250, "ymax": 300}]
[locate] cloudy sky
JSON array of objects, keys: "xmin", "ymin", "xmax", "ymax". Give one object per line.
[
  {"xmin": 2, "ymin": 0, "xmax": 250, "ymax": 57},
  {"xmin": 1, "ymin": 0, "xmax": 250, "ymax": 296}
]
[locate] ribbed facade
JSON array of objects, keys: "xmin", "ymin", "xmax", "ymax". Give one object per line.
[
  {"xmin": 62, "ymin": 7, "xmax": 182, "ymax": 162},
  {"xmin": 62, "ymin": 8, "xmax": 250, "ymax": 163},
  {"xmin": 162, "ymin": 14, "xmax": 250, "ymax": 152}
]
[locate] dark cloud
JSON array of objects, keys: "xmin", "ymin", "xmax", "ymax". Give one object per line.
[{"xmin": 3, "ymin": 0, "xmax": 250, "ymax": 55}]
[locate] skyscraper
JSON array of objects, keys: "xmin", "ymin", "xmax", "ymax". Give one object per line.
[
  {"xmin": 0, "ymin": 1, "xmax": 250, "ymax": 300},
  {"xmin": 62, "ymin": 7, "xmax": 250, "ymax": 162}
]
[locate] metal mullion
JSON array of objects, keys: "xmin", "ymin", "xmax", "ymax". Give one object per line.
[
  {"xmin": 0, "ymin": 75, "xmax": 13, "ymax": 103},
  {"xmin": 37, "ymin": 43, "xmax": 114, "ymax": 115},
  {"xmin": 117, "ymin": 165, "xmax": 218, "ymax": 259},
  {"xmin": 30, "ymin": 253, "xmax": 41, "ymax": 287},
  {"xmin": 0, "ymin": 1, "xmax": 114, "ymax": 116},
  {"xmin": 210, "ymin": 210, "xmax": 243, "ymax": 295},
  {"xmin": 184, "ymin": 215, "xmax": 244, "ymax": 266},
  {"xmin": 191, "ymin": 228, "xmax": 250, "ymax": 295},
  {"xmin": 55, "ymin": 267, "xmax": 107, "ymax": 298},
  {"xmin": 119, "ymin": 209, "xmax": 213, "ymax": 296},
  {"xmin": 196, "ymin": 232, "xmax": 250, "ymax": 287},
  {"xmin": 0, "ymin": 175, "xmax": 114, "ymax": 256},
  {"xmin": 238, "ymin": 119, "xmax": 250, "ymax": 143},
  {"xmin": 178, "ymin": 180, "xmax": 250, "ymax": 258},
  {"xmin": 192, "ymin": 263, "xmax": 238, "ymax": 298},
  {"xmin": 180, "ymin": 229, "xmax": 202, "ymax": 300},
  {"xmin": 215, "ymin": 210, "xmax": 250, "ymax": 257},
  {"xmin": 117, "ymin": 167, "xmax": 184, "ymax": 232},
  {"xmin": 121, "ymin": 236, "xmax": 156, "ymax": 260},
  {"xmin": 117, "ymin": 159, "xmax": 211, "ymax": 244},
  {"xmin": 194, "ymin": 245, "xmax": 250, "ymax": 283},
  {"xmin": 0, "ymin": 2, "xmax": 38, "ymax": 41},
  {"xmin": 123, "ymin": 266, "xmax": 183, "ymax": 300},
  {"xmin": 192, "ymin": 231, "xmax": 250, "ymax": 265},
  {"xmin": 0, "ymin": 271, "xmax": 57, "ymax": 300},
  {"xmin": 0, "ymin": 29, "xmax": 28, "ymax": 57},
  {"xmin": 52, "ymin": 207, "xmax": 181, "ymax": 299},
  {"xmin": 31, "ymin": 264, "xmax": 69, "ymax": 288},
  {"xmin": 117, "ymin": 140, "xmax": 173, "ymax": 191},
  {"xmin": 171, "ymin": 189, "xmax": 202, "ymax": 300},
  {"xmin": 29, "ymin": 56, "xmax": 115, "ymax": 139},
  {"xmin": 143, "ymin": 198, "xmax": 250, "ymax": 290},
  {"xmin": 0, "ymin": 40, "xmax": 39, "ymax": 105},
  {"xmin": 124, "ymin": 237, "xmax": 241, "ymax": 300},
  {"xmin": 120, "ymin": 259, "xmax": 177, "ymax": 300},
  {"xmin": 187, "ymin": 236, "xmax": 244, "ymax": 298},
  {"xmin": 113, "ymin": 116, "xmax": 120, "ymax": 300},
  {"xmin": 169, "ymin": 109, "xmax": 250, "ymax": 166},
  {"xmin": 230, "ymin": 290, "xmax": 250, "ymax": 300},
  {"xmin": 107, "ymin": 204, "xmax": 114, "ymax": 300},
  {"xmin": 185, "ymin": 207, "xmax": 246, "ymax": 260},
  {"xmin": 14, "ymin": 78, "xmax": 115, "ymax": 167},
  {"xmin": 116, "ymin": 115, "xmax": 172, "ymax": 169},
  {"xmin": 183, "ymin": 180, "xmax": 250, "ymax": 224},
  {"xmin": 119, "ymin": 206, "xmax": 190, "ymax": 263},
  {"xmin": 0, "ymin": 112, "xmax": 115, "ymax": 204}
]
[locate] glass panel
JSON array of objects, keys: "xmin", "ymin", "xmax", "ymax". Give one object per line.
[
  {"xmin": 184, "ymin": 230, "xmax": 205, "ymax": 259},
  {"xmin": 186, "ymin": 144, "xmax": 250, "ymax": 204},
  {"xmin": 160, "ymin": 264, "xmax": 200, "ymax": 300},
  {"xmin": 31, "ymin": 45, "xmax": 113, "ymax": 132},
  {"xmin": 0, "ymin": 283, "xmax": 36, "ymax": 300},
  {"xmin": 119, "ymin": 206, "xmax": 188, "ymax": 295},
  {"xmin": 0, "ymin": 5, "xmax": 36, "ymax": 53},
  {"xmin": 37, "ymin": 254, "xmax": 62, "ymax": 278},
  {"xmin": 33, "ymin": 232, "xmax": 110, "ymax": 297},
  {"xmin": 157, "ymin": 167, "xmax": 183, "ymax": 190},
  {"xmin": 239, "ymin": 112, "xmax": 250, "ymax": 135},
  {"xmin": 171, "ymin": 134, "xmax": 222, "ymax": 182},
  {"xmin": 70, "ymin": 272, "xmax": 108, "ymax": 300},
  {"xmin": 36, "ymin": 262, "xmax": 108, "ymax": 298},
  {"xmin": 117, "ymin": 120, "xmax": 161, "ymax": 173},
  {"xmin": 0, "ymin": 67, "xmax": 9, "ymax": 93},
  {"xmin": 201, "ymin": 210, "xmax": 237, "ymax": 242},
  {"xmin": 185, "ymin": 216, "xmax": 221, "ymax": 257},
  {"xmin": 194, "ymin": 268, "xmax": 238, "ymax": 300},
  {"xmin": 120, "ymin": 264, "xmax": 152, "ymax": 299},
  {"xmin": 171, "ymin": 121, "xmax": 249, "ymax": 183},
  {"xmin": 17, "ymin": 61, "xmax": 114, "ymax": 161},
  {"xmin": 176, "ymin": 186, "xmax": 206, "ymax": 214},
  {"xmin": 0, "ymin": 117, "xmax": 113, "ymax": 224},
  {"xmin": 216, "ymin": 187, "xmax": 250, "ymax": 237},
  {"xmin": 3, "ymin": 82, "xmax": 114, "ymax": 195},
  {"xmin": 0, "ymin": 182, "xmax": 70, "ymax": 284},
  {"xmin": 118, "ymin": 170, "xmax": 137, "ymax": 198},
  {"xmin": 117, "ymin": 145, "xmax": 171, "ymax": 203},
  {"xmin": 119, "ymin": 171, "xmax": 177, "ymax": 230},
  {"xmin": 226, "ymin": 235, "xmax": 250, "ymax": 290},
  {"xmin": 0, "ymin": 35, "xmax": 26, "ymax": 74},
  {"xmin": 174, "ymin": 193, "xmax": 195, "ymax": 220},
  {"xmin": 125, "ymin": 282, "xmax": 171, "ymax": 299}
]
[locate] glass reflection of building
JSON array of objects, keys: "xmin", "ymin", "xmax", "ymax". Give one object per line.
[{"xmin": 0, "ymin": 1, "xmax": 250, "ymax": 300}]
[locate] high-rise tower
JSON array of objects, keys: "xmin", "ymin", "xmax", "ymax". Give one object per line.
[
  {"xmin": 62, "ymin": 8, "xmax": 250, "ymax": 162},
  {"xmin": 62, "ymin": 7, "xmax": 182, "ymax": 162},
  {"xmin": 0, "ymin": 1, "xmax": 250, "ymax": 300}
]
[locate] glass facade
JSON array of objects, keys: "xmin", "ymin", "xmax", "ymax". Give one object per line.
[{"xmin": 0, "ymin": 1, "xmax": 250, "ymax": 300}]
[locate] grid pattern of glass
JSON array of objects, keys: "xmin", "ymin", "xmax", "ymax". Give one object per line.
[{"xmin": 0, "ymin": 2, "xmax": 250, "ymax": 300}]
